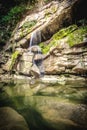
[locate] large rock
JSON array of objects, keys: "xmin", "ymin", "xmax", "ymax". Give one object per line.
[
  {"xmin": 17, "ymin": 51, "xmax": 34, "ymax": 75},
  {"xmin": 30, "ymin": 64, "xmax": 41, "ymax": 78},
  {"xmin": 43, "ymin": 42, "xmax": 87, "ymax": 75},
  {"xmin": 0, "ymin": 107, "xmax": 29, "ymax": 130},
  {"xmin": 5, "ymin": 0, "xmax": 87, "ymax": 77},
  {"xmin": 16, "ymin": 48, "xmax": 44, "ymax": 77},
  {"xmin": 10, "ymin": 0, "xmax": 80, "ymax": 48},
  {"xmin": 22, "ymin": 95, "xmax": 87, "ymax": 130}
]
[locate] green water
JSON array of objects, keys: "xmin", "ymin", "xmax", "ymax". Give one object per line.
[{"xmin": 0, "ymin": 79, "xmax": 87, "ymax": 130}]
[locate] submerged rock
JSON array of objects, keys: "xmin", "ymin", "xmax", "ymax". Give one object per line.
[
  {"xmin": 0, "ymin": 107, "xmax": 29, "ymax": 130},
  {"xmin": 19, "ymin": 95, "xmax": 87, "ymax": 130},
  {"xmin": 0, "ymin": 79, "xmax": 87, "ymax": 130}
]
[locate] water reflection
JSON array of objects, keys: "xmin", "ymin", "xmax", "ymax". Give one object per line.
[
  {"xmin": 0, "ymin": 79, "xmax": 87, "ymax": 130},
  {"xmin": 0, "ymin": 80, "xmax": 87, "ymax": 103}
]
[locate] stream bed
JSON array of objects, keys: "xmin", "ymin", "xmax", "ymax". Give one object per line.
[{"xmin": 0, "ymin": 78, "xmax": 87, "ymax": 130}]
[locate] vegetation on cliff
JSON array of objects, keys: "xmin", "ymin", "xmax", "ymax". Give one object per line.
[
  {"xmin": 0, "ymin": 0, "xmax": 87, "ymax": 77},
  {"xmin": 0, "ymin": 0, "xmax": 52, "ymax": 46},
  {"xmin": 9, "ymin": 50, "xmax": 21, "ymax": 71},
  {"xmin": 0, "ymin": 6, "xmax": 27, "ymax": 44},
  {"xmin": 40, "ymin": 24, "xmax": 87, "ymax": 54}
]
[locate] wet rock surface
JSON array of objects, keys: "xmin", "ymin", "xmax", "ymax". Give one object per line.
[
  {"xmin": 0, "ymin": 80, "xmax": 87, "ymax": 130},
  {"xmin": 0, "ymin": 107, "xmax": 29, "ymax": 130}
]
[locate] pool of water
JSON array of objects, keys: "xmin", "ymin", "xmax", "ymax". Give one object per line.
[{"xmin": 0, "ymin": 79, "xmax": 87, "ymax": 130}]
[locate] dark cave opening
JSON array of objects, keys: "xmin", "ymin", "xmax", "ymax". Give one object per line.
[{"xmin": 72, "ymin": 0, "xmax": 87, "ymax": 24}]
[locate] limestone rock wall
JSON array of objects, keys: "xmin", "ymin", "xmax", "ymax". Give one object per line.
[
  {"xmin": 43, "ymin": 42, "xmax": 87, "ymax": 76},
  {"xmin": 10, "ymin": 0, "xmax": 80, "ymax": 49}
]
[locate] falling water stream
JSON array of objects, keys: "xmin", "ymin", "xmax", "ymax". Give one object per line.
[
  {"xmin": 29, "ymin": 31, "xmax": 41, "ymax": 48},
  {"xmin": 29, "ymin": 30, "xmax": 44, "ymax": 77}
]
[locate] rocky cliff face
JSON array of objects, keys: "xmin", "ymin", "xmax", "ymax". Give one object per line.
[
  {"xmin": 10, "ymin": 0, "xmax": 80, "ymax": 49},
  {"xmin": 43, "ymin": 41, "xmax": 87, "ymax": 76},
  {"xmin": 4, "ymin": 38, "xmax": 87, "ymax": 78},
  {"xmin": 1, "ymin": 0, "xmax": 87, "ymax": 78}
]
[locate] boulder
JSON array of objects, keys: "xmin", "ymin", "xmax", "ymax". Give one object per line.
[
  {"xmin": 16, "ymin": 50, "xmax": 43, "ymax": 77},
  {"xmin": 24, "ymin": 95, "xmax": 87, "ymax": 130},
  {"xmin": 29, "ymin": 45, "xmax": 41, "ymax": 53},
  {"xmin": 30, "ymin": 64, "xmax": 40, "ymax": 78},
  {"xmin": 0, "ymin": 107, "xmax": 29, "ymax": 130},
  {"xmin": 17, "ymin": 52, "xmax": 34, "ymax": 75}
]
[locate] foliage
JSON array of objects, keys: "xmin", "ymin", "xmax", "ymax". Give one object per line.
[
  {"xmin": 52, "ymin": 25, "xmax": 78, "ymax": 40},
  {"xmin": 77, "ymin": 19, "xmax": 87, "ymax": 26},
  {"xmin": 40, "ymin": 42, "xmax": 50, "ymax": 54},
  {"xmin": 0, "ymin": 0, "xmax": 51, "ymax": 45},
  {"xmin": 44, "ymin": 0, "xmax": 52, "ymax": 4},
  {"xmin": 40, "ymin": 24, "xmax": 87, "ymax": 54},
  {"xmin": 20, "ymin": 20, "xmax": 37, "ymax": 38},
  {"xmin": 1, "ymin": 6, "xmax": 26, "ymax": 24},
  {"xmin": 67, "ymin": 26, "xmax": 87, "ymax": 47},
  {"xmin": 0, "ymin": 3, "xmax": 35, "ymax": 44},
  {"xmin": 22, "ymin": 20, "xmax": 37, "ymax": 29},
  {"xmin": 13, "ymin": 0, "xmax": 37, "ymax": 4}
]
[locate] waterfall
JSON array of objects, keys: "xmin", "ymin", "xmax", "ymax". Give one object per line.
[
  {"xmin": 29, "ymin": 32, "xmax": 34, "ymax": 49},
  {"xmin": 32, "ymin": 45, "xmax": 44, "ymax": 77},
  {"xmin": 29, "ymin": 30, "xmax": 41, "ymax": 48},
  {"xmin": 29, "ymin": 31, "xmax": 36, "ymax": 53},
  {"xmin": 29, "ymin": 30, "xmax": 44, "ymax": 77},
  {"xmin": 34, "ymin": 48, "xmax": 44, "ymax": 77}
]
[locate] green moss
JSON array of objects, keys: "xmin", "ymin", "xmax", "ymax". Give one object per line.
[
  {"xmin": 40, "ymin": 25, "xmax": 78, "ymax": 54},
  {"xmin": 19, "ymin": 20, "xmax": 37, "ymax": 38},
  {"xmin": 45, "ymin": 10, "xmax": 51, "ymax": 19},
  {"xmin": 40, "ymin": 25, "xmax": 87, "ymax": 54},
  {"xmin": 45, "ymin": 5, "xmax": 57, "ymax": 19},
  {"xmin": 20, "ymin": 30, "xmax": 24, "ymax": 38},
  {"xmin": 39, "ymin": 42, "xmax": 52, "ymax": 54},
  {"xmin": 52, "ymin": 25, "xmax": 78, "ymax": 40},
  {"xmin": 51, "ymin": 6, "xmax": 57, "ymax": 13},
  {"xmin": 67, "ymin": 26, "xmax": 87, "ymax": 47},
  {"xmin": 10, "ymin": 51, "xmax": 21, "ymax": 71},
  {"xmin": 44, "ymin": 0, "xmax": 53, "ymax": 4},
  {"xmin": 39, "ymin": 42, "xmax": 46, "ymax": 54},
  {"xmin": 22, "ymin": 20, "xmax": 37, "ymax": 29},
  {"xmin": 0, "ymin": 3, "xmax": 35, "ymax": 43}
]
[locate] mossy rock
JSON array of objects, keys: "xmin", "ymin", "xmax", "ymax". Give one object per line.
[
  {"xmin": 39, "ymin": 24, "xmax": 87, "ymax": 54},
  {"xmin": 19, "ymin": 20, "xmax": 37, "ymax": 38},
  {"xmin": 9, "ymin": 50, "xmax": 22, "ymax": 71},
  {"xmin": 67, "ymin": 26, "xmax": 87, "ymax": 47},
  {"xmin": 39, "ymin": 25, "xmax": 78, "ymax": 53}
]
